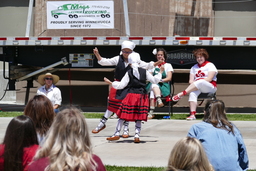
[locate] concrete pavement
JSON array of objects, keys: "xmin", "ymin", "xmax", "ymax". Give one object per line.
[{"xmin": 0, "ymin": 118, "xmax": 255, "ymax": 169}]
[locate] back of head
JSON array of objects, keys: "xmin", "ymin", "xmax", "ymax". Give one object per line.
[
  {"xmin": 24, "ymin": 95, "xmax": 55, "ymax": 136},
  {"xmin": 35, "ymin": 107, "xmax": 96, "ymax": 171},
  {"xmin": 3, "ymin": 115, "xmax": 38, "ymax": 171},
  {"xmin": 167, "ymin": 137, "xmax": 213, "ymax": 171},
  {"xmin": 203, "ymin": 100, "xmax": 234, "ymax": 134}
]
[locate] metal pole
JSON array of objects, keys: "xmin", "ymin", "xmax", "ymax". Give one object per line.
[
  {"xmin": 17, "ymin": 57, "xmax": 68, "ymax": 81},
  {"xmin": 122, "ymin": 0, "xmax": 130, "ymax": 36},
  {"xmin": 25, "ymin": 0, "xmax": 34, "ymax": 37}
]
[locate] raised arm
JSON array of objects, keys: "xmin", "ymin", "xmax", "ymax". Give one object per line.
[{"xmin": 93, "ymin": 47, "xmax": 102, "ymax": 61}]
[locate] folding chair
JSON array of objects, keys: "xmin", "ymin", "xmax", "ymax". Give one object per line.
[{"xmin": 197, "ymin": 92, "xmax": 217, "ymax": 106}]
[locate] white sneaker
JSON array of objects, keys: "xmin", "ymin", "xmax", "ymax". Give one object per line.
[
  {"xmin": 186, "ymin": 115, "xmax": 196, "ymax": 121},
  {"xmin": 148, "ymin": 109, "xmax": 155, "ymax": 119}
]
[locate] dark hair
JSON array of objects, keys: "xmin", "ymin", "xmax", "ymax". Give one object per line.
[
  {"xmin": 2, "ymin": 115, "xmax": 38, "ymax": 171},
  {"xmin": 155, "ymin": 47, "xmax": 168, "ymax": 60},
  {"xmin": 192, "ymin": 48, "xmax": 209, "ymax": 60},
  {"xmin": 203, "ymin": 100, "xmax": 234, "ymax": 134},
  {"xmin": 24, "ymin": 95, "xmax": 55, "ymax": 136}
]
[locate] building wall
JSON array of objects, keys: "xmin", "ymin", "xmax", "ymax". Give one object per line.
[
  {"xmin": 34, "ymin": 0, "xmax": 214, "ymax": 37},
  {"xmin": 214, "ymin": 11, "xmax": 256, "ymax": 36}
]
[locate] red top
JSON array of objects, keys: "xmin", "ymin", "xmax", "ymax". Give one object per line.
[
  {"xmin": 0, "ymin": 144, "xmax": 39, "ymax": 171},
  {"xmin": 28, "ymin": 154, "xmax": 106, "ymax": 171}
]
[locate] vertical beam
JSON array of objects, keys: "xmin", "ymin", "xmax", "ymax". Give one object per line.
[
  {"xmin": 25, "ymin": 0, "xmax": 34, "ymax": 37},
  {"xmin": 122, "ymin": 0, "xmax": 130, "ymax": 36}
]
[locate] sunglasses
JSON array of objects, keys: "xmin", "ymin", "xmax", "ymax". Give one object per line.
[
  {"xmin": 122, "ymin": 50, "xmax": 132, "ymax": 54},
  {"xmin": 45, "ymin": 77, "xmax": 53, "ymax": 80}
]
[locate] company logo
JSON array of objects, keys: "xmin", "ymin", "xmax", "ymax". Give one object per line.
[
  {"xmin": 166, "ymin": 49, "xmax": 196, "ymax": 65},
  {"xmin": 51, "ymin": 3, "xmax": 110, "ymax": 19},
  {"xmin": 195, "ymin": 70, "xmax": 205, "ymax": 77}
]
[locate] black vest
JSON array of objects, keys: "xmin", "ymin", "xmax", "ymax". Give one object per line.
[{"xmin": 114, "ymin": 55, "xmax": 131, "ymax": 80}]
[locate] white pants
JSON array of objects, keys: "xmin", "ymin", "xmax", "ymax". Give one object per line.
[
  {"xmin": 189, "ymin": 80, "xmax": 217, "ymax": 102},
  {"xmin": 149, "ymin": 84, "xmax": 160, "ymax": 99}
]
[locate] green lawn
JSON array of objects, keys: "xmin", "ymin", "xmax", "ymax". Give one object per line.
[{"xmin": 1, "ymin": 112, "xmax": 256, "ymax": 121}]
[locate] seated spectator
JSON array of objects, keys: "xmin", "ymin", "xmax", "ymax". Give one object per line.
[
  {"xmin": 172, "ymin": 48, "xmax": 217, "ymax": 120},
  {"xmin": 187, "ymin": 100, "xmax": 249, "ymax": 171},
  {"xmin": 0, "ymin": 115, "xmax": 39, "ymax": 171},
  {"xmin": 166, "ymin": 137, "xmax": 213, "ymax": 171},
  {"xmin": 28, "ymin": 107, "xmax": 106, "ymax": 171},
  {"xmin": 147, "ymin": 48, "xmax": 173, "ymax": 119},
  {"xmin": 24, "ymin": 95, "xmax": 55, "ymax": 145},
  {"xmin": 37, "ymin": 72, "xmax": 62, "ymax": 113}
]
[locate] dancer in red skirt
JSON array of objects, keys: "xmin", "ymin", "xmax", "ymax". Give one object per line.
[
  {"xmin": 92, "ymin": 41, "xmax": 163, "ymax": 137},
  {"xmin": 104, "ymin": 53, "xmax": 164, "ymax": 143}
]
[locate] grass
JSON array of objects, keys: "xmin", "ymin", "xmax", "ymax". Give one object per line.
[
  {"xmin": 0, "ymin": 112, "xmax": 256, "ymax": 121},
  {"xmin": 1, "ymin": 111, "xmax": 255, "ymax": 171}
]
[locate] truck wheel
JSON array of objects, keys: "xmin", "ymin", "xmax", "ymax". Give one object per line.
[
  {"xmin": 54, "ymin": 15, "xmax": 58, "ymax": 19},
  {"xmin": 101, "ymin": 14, "xmax": 105, "ymax": 18},
  {"xmin": 69, "ymin": 14, "xmax": 73, "ymax": 18},
  {"xmin": 74, "ymin": 14, "xmax": 78, "ymax": 18}
]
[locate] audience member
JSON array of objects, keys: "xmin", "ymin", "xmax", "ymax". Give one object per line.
[
  {"xmin": 0, "ymin": 115, "xmax": 39, "ymax": 171},
  {"xmin": 166, "ymin": 137, "xmax": 213, "ymax": 171},
  {"xmin": 172, "ymin": 48, "xmax": 217, "ymax": 120},
  {"xmin": 187, "ymin": 100, "xmax": 249, "ymax": 171},
  {"xmin": 28, "ymin": 107, "xmax": 106, "ymax": 171},
  {"xmin": 24, "ymin": 95, "xmax": 55, "ymax": 145},
  {"xmin": 37, "ymin": 72, "xmax": 62, "ymax": 113},
  {"xmin": 146, "ymin": 48, "xmax": 173, "ymax": 119}
]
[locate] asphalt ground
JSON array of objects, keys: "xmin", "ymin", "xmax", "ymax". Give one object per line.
[{"xmin": 0, "ymin": 118, "xmax": 255, "ymax": 169}]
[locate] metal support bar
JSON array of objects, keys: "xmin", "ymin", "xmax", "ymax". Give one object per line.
[
  {"xmin": 122, "ymin": 0, "xmax": 130, "ymax": 36},
  {"xmin": 25, "ymin": 0, "xmax": 34, "ymax": 37},
  {"xmin": 17, "ymin": 57, "xmax": 68, "ymax": 81}
]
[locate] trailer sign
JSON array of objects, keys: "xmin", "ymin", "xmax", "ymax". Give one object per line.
[
  {"xmin": 69, "ymin": 53, "xmax": 94, "ymax": 67},
  {"xmin": 47, "ymin": 1, "xmax": 114, "ymax": 29},
  {"xmin": 166, "ymin": 49, "xmax": 196, "ymax": 65}
]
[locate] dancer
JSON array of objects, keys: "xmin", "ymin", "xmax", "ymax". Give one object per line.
[
  {"xmin": 104, "ymin": 53, "xmax": 164, "ymax": 143},
  {"xmin": 187, "ymin": 100, "xmax": 249, "ymax": 171},
  {"xmin": 172, "ymin": 48, "xmax": 217, "ymax": 120},
  {"xmin": 92, "ymin": 40, "xmax": 162, "ymax": 136},
  {"xmin": 146, "ymin": 48, "xmax": 173, "ymax": 119}
]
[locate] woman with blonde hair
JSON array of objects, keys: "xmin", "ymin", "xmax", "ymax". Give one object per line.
[
  {"xmin": 24, "ymin": 95, "xmax": 55, "ymax": 145},
  {"xmin": 28, "ymin": 107, "xmax": 106, "ymax": 171},
  {"xmin": 166, "ymin": 137, "xmax": 213, "ymax": 171}
]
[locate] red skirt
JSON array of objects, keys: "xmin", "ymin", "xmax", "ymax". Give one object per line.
[
  {"xmin": 107, "ymin": 87, "xmax": 122, "ymax": 113},
  {"xmin": 116, "ymin": 93, "xmax": 149, "ymax": 122}
]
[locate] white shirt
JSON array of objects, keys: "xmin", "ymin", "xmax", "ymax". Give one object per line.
[
  {"xmin": 112, "ymin": 71, "xmax": 162, "ymax": 90},
  {"xmin": 190, "ymin": 62, "xmax": 218, "ymax": 81},
  {"xmin": 37, "ymin": 84, "xmax": 62, "ymax": 106}
]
